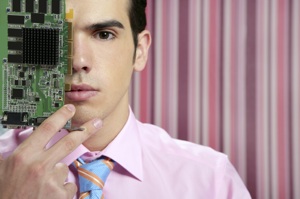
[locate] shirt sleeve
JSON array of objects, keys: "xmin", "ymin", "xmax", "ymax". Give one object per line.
[
  {"xmin": 215, "ymin": 158, "xmax": 252, "ymax": 199},
  {"xmin": 0, "ymin": 129, "xmax": 20, "ymax": 158}
]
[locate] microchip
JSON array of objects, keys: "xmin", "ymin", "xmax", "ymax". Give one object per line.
[
  {"xmin": 52, "ymin": 0, "xmax": 61, "ymax": 14},
  {"xmin": 31, "ymin": 13, "xmax": 45, "ymax": 23},
  {"xmin": 39, "ymin": 0, "xmax": 47, "ymax": 13},
  {"xmin": 8, "ymin": 15, "xmax": 24, "ymax": 24},
  {"xmin": 36, "ymin": 117, "xmax": 47, "ymax": 125},
  {"xmin": 12, "ymin": 88, "xmax": 24, "ymax": 99},
  {"xmin": 8, "ymin": 54, "xmax": 23, "ymax": 63},
  {"xmin": 29, "ymin": 117, "xmax": 47, "ymax": 126},
  {"xmin": 22, "ymin": 28, "xmax": 59, "ymax": 65},
  {"xmin": 26, "ymin": 0, "xmax": 34, "ymax": 13},
  {"xmin": 8, "ymin": 41, "xmax": 22, "ymax": 51},
  {"xmin": 19, "ymin": 72, "xmax": 25, "ymax": 78},
  {"xmin": 8, "ymin": 29, "xmax": 23, "ymax": 37},
  {"xmin": 54, "ymin": 80, "xmax": 59, "ymax": 88},
  {"xmin": 12, "ymin": 0, "xmax": 21, "ymax": 12}
]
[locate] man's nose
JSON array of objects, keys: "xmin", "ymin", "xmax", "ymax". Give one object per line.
[{"xmin": 72, "ymin": 33, "xmax": 92, "ymax": 73}]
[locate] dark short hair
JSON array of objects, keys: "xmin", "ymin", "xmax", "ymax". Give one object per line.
[{"xmin": 127, "ymin": 0, "xmax": 147, "ymax": 49}]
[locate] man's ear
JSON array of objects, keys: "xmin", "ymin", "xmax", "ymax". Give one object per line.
[{"xmin": 133, "ymin": 30, "xmax": 152, "ymax": 72}]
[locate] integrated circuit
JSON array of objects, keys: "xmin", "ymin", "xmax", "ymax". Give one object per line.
[{"xmin": 0, "ymin": 0, "xmax": 73, "ymax": 129}]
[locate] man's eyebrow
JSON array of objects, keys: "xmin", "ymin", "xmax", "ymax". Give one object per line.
[{"xmin": 85, "ymin": 20, "xmax": 125, "ymax": 31}]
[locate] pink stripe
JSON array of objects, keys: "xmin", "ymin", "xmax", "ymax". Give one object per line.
[
  {"xmin": 277, "ymin": 0, "xmax": 288, "ymax": 198},
  {"xmin": 245, "ymin": 1, "xmax": 257, "ymax": 195},
  {"xmin": 256, "ymin": 0, "xmax": 266, "ymax": 198},
  {"xmin": 159, "ymin": 1, "xmax": 168, "ymax": 129},
  {"xmin": 165, "ymin": 4, "xmax": 170, "ymax": 128},
  {"xmin": 188, "ymin": 0, "xmax": 197, "ymax": 142},
  {"xmin": 298, "ymin": 1, "xmax": 300, "ymax": 161},
  {"xmin": 177, "ymin": 0, "xmax": 189, "ymax": 140},
  {"xmin": 140, "ymin": 66, "xmax": 150, "ymax": 122},
  {"xmin": 208, "ymin": 0, "xmax": 220, "ymax": 149}
]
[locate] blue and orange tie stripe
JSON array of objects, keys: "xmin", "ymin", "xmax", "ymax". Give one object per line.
[{"xmin": 73, "ymin": 157, "xmax": 116, "ymax": 199}]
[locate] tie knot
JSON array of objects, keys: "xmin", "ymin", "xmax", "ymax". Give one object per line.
[{"xmin": 74, "ymin": 157, "xmax": 116, "ymax": 196}]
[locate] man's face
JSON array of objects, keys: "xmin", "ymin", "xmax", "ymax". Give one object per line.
[{"xmin": 65, "ymin": 0, "xmax": 136, "ymax": 127}]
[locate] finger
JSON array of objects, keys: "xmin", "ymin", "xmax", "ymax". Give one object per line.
[
  {"xmin": 54, "ymin": 163, "xmax": 69, "ymax": 184},
  {"xmin": 64, "ymin": 182, "xmax": 77, "ymax": 199},
  {"xmin": 45, "ymin": 118, "xmax": 102, "ymax": 164},
  {"xmin": 29, "ymin": 104, "xmax": 76, "ymax": 148}
]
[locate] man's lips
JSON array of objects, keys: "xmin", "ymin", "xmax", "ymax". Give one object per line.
[
  {"xmin": 65, "ymin": 84, "xmax": 98, "ymax": 101},
  {"xmin": 70, "ymin": 84, "xmax": 97, "ymax": 91}
]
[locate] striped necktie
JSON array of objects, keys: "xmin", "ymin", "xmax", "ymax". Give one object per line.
[{"xmin": 73, "ymin": 157, "xmax": 116, "ymax": 199}]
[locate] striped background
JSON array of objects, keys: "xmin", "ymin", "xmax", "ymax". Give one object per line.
[{"xmin": 130, "ymin": 0, "xmax": 300, "ymax": 199}]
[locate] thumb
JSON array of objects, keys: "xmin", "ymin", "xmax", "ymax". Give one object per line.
[{"xmin": 64, "ymin": 182, "xmax": 78, "ymax": 199}]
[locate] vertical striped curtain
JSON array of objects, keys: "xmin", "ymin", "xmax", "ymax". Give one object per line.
[{"xmin": 130, "ymin": 0, "xmax": 300, "ymax": 199}]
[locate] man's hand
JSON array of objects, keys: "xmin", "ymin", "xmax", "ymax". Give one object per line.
[{"xmin": 0, "ymin": 104, "xmax": 102, "ymax": 199}]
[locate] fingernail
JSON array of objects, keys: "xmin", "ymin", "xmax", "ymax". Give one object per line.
[
  {"xmin": 66, "ymin": 104, "xmax": 75, "ymax": 112},
  {"xmin": 93, "ymin": 118, "xmax": 102, "ymax": 129}
]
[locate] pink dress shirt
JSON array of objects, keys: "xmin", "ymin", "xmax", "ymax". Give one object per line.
[{"xmin": 0, "ymin": 108, "xmax": 251, "ymax": 198}]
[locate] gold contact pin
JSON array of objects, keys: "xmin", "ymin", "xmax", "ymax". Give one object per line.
[
  {"xmin": 68, "ymin": 41, "xmax": 73, "ymax": 56},
  {"xmin": 67, "ymin": 57, "xmax": 73, "ymax": 75},
  {"xmin": 67, "ymin": 22, "xmax": 73, "ymax": 41},
  {"xmin": 65, "ymin": 83, "xmax": 72, "ymax": 92},
  {"xmin": 66, "ymin": 9, "xmax": 74, "ymax": 20}
]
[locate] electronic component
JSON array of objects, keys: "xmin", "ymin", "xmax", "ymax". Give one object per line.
[{"xmin": 0, "ymin": 0, "xmax": 73, "ymax": 129}]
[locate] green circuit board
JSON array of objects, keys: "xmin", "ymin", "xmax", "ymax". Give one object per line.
[{"xmin": 0, "ymin": 0, "xmax": 73, "ymax": 129}]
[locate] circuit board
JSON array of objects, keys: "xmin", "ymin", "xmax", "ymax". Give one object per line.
[{"xmin": 0, "ymin": 0, "xmax": 73, "ymax": 129}]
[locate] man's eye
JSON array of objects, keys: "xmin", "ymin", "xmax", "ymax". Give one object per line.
[{"xmin": 95, "ymin": 31, "xmax": 115, "ymax": 40}]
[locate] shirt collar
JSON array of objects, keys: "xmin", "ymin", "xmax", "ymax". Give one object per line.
[
  {"xmin": 70, "ymin": 107, "xmax": 143, "ymax": 181},
  {"xmin": 101, "ymin": 107, "xmax": 143, "ymax": 181}
]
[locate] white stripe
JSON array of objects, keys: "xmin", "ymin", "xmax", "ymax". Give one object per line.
[
  {"xmin": 262, "ymin": 0, "xmax": 271, "ymax": 198},
  {"xmin": 282, "ymin": 1, "xmax": 290, "ymax": 197},
  {"xmin": 292, "ymin": 0, "xmax": 300, "ymax": 198},
  {"xmin": 188, "ymin": 0, "xmax": 201, "ymax": 144},
  {"xmin": 202, "ymin": 0, "xmax": 210, "ymax": 146},
  {"xmin": 236, "ymin": 0, "xmax": 247, "ymax": 182},
  {"xmin": 154, "ymin": 0, "xmax": 163, "ymax": 127},
  {"xmin": 255, "ymin": 2, "xmax": 262, "ymax": 199},
  {"xmin": 195, "ymin": 0, "xmax": 202, "ymax": 144},
  {"xmin": 255, "ymin": 0, "xmax": 271, "ymax": 198},
  {"xmin": 270, "ymin": 0, "xmax": 278, "ymax": 198},
  {"xmin": 215, "ymin": 0, "xmax": 222, "ymax": 150},
  {"xmin": 222, "ymin": 0, "xmax": 232, "ymax": 158},
  {"xmin": 132, "ymin": 73, "xmax": 141, "ymax": 119},
  {"xmin": 167, "ymin": 0, "xmax": 179, "ymax": 138}
]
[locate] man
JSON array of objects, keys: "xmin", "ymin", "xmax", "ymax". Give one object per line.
[{"xmin": 0, "ymin": 0, "xmax": 251, "ymax": 198}]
